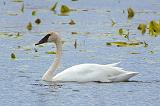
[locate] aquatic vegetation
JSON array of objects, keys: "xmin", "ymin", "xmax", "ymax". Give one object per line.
[
  {"xmin": 35, "ymin": 18, "xmax": 41, "ymax": 24},
  {"xmin": 46, "ymin": 51, "xmax": 56, "ymax": 54},
  {"xmin": 74, "ymin": 40, "xmax": 77, "ymax": 49},
  {"xmin": 127, "ymin": 8, "xmax": 134, "ymax": 19},
  {"xmin": 149, "ymin": 20, "xmax": 160, "ymax": 36},
  {"xmin": 118, "ymin": 28, "xmax": 123, "ymax": 35},
  {"xmin": 118, "ymin": 28, "xmax": 129, "ymax": 40},
  {"xmin": 26, "ymin": 22, "xmax": 32, "ymax": 30},
  {"xmin": 111, "ymin": 19, "xmax": 116, "ymax": 26},
  {"xmin": 137, "ymin": 20, "xmax": 160, "ymax": 36},
  {"xmin": 106, "ymin": 41, "xmax": 144, "ymax": 47},
  {"xmin": 69, "ymin": 19, "xmax": 76, "ymax": 25},
  {"xmin": 71, "ymin": 32, "xmax": 78, "ymax": 34},
  {"xmin": 11, "ymin": 53, "xmax": 16, "ymax": 59},
  {"xmin": 50, "ymin": 2, "xmax": 58, "ymax": 11},
  {"xmin": 21, "ymin": 3, "xmax": 24, "ymax": 12},
  {"xmin": 61, "ymin": 5, "xmax": 70, "ymax": 14},
  {"xmin": 129, "ymin": 52, "xmax": 141, "ymax": 54},
  {"xmin": 32, "ymin": 10, "xmax": 36, "ymax": 16},
  {"xmin": 137, "ymin": 23, "xmax": 147, "ymax": 34},
  {"xmin": 12, "ymin": 0, "xmax": 23, "ymax": 2}
]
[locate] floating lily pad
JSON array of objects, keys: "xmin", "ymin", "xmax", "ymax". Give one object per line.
[
  {"xmin": 26, "ymin": 22, "xmax": 32, "ymax": 30},
  {"xmin": 35, "ymin": 18, "xmax": 41, "ymax": 24},
  {"xmin": 69, "ymin": 19, "xmax": 76, "ymax": 25},
  {"xmin": 50, "ymin": 2, "xmax": 58, "ymax": 11},
  {"xmin": 138, "ymin": 23, "xmax": 147, "ymax": 34},
  {"xmin": 129, "ymin": 52, "xmax": 141, "ymax": 54},
  {"xmin": 71, "ymin": 32, "xmax": 78, "ymax": 34},
  {"xmin": 46, "ymin": 51, "xmax": 56, "ymax": 54},
  {"xmin": 149, "ymin": 20, "xmax": 160, "ymax": 36},
  {"xmin": 21, "ymin": 3, "xmax": 24, "ymax": 12},
  {"xmin": 118, "ymin": 28, "xmax": 124, "ymax": 35},
  {"xmin": 61, "ymin": 5, "xmax": 70, "ymax": 14},
  {"xmin": 32, "ymin": 10, "xmax": 36, "ymax": 16},
  {"xmin": 106, "ymin": 41, "xmax": 143, "ymax": 47},
  {"xmin": 11, "ymin": 53, "xmax": 16, "ymax": 59},
  {"xmin": 111, "ymin": 19, "xmax": 116, "ymax": 26},
  {"xmin": 12, "ymin": 0, "xmax": 23, "ymax": 2},
  {"xmin": 127, "ymin": 8, "xmax": 134, "ymax": 19}
]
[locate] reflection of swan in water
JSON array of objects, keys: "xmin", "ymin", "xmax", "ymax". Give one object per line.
[{"xmin": 35, "ymin": 32, "xmax": 139, "ymax": 82}]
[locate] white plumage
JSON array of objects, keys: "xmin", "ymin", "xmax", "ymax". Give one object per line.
[{"xmin": 35, "ymin": 32, "xmax": 139, "ymax": 82}]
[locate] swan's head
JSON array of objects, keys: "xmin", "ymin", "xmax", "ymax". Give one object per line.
[{"xmin": 35, "ymin": 32, "xmax": 61, "ymax": 45}]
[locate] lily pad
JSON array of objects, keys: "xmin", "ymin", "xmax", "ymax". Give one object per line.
[
  {"xmin": 111, "ymin": 19, "xmax": 116, "ymax": 26},
  {"xmin": 137, "ymin": 23, "xmax": 146, "ymax": 34},
  {"xmin": 118, "ymin": 28, "xmax": 124, "ymax": 35},
  {"xmin": 61, "ymin": 5, "xmax": 70, "ymax": 14},
  {"xmin": 32, "ymin": 10, "xmax": 36, "ymax": 16},
  {"xmin": 50, "ymin": 2, "xmax": 58, "ymax": 11},
  {"xmin": 26, "ymin": 22, "xmax": 32, "ymax": 30},
  {"xmin": 35, "ymin": 18, "xmax": 41, "ymax": 24},
  {"xmin": 106, "ymin": 41, "xmax": 143, "ymax": 47},
  {"xmin": 12, "ymin": 0, "xmax": 23, "ymax": 2},
  {"xmin": 21, "ymin": 3, "xmax": 24, "ymax": 12},
  {"xmin": 127, "ymin": 8, "xmax": 134, "ymax": 19},
  {"xmin": 149, "ymin": 20, "xmax": 160, "ymax": 36},
  {"xmin": 11, "ymin": 53, "xmax": 16, "ymax": 59},
  {"xmin": 46, "ymin": 51, "xmax": 56, "ymax": 54},
  {"xmin": 69, "ymin": 19, "xmax": 76, "ymax": 25}
]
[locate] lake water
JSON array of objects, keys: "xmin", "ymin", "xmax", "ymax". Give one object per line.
[{"xmin": 0, "ymin": 0, "xmax": 160, "ymax": 106}]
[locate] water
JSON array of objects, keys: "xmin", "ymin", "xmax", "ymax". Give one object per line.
[{"xmin": 0, "ymin": 0, "xmax": 160, "ymax": 106}]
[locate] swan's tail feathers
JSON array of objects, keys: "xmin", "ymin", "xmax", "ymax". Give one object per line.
[
  {"xmin": 109, "ymin": 71, "xmax": 139, "ymax": 82},
  {"xmin": 106, "ymin": 62, "xmax": 121, "ymax": 67}
]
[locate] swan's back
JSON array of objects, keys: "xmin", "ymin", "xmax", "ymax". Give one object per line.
[{"xmin": 52, "ymin": 63, "xmax": 138, "ymax": 82}]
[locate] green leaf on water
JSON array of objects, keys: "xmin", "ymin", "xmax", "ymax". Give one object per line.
[
  {"xmin": 46, "ymin": 51, "xmax": 56, "ymax": 54},
  {"xmin": 137, "ymin": 23, "xmax": 146, "ymax": 34},
  {"xmin": 129, "ymin": 52, "xmax": 140, "ymax": 54},
  {"xmin": 118, "ymin": 28, "xmax": 124, "ymax": 35},
  {"xmin": 50, "ymin": 2, "xmax": 58, "ymax": 11},
  {"xmin": 21, "ymin": 3, "xmax": 24, "ymax": 12},
  {"xmin": 35, "ymin": 18, "xmax": 41, "ymax": 24},
  {"xmin": 12, "ymin": 0, "xmax": 23, "ymax": 2},
  {"xmin": 61, "ymin": 5, "xmax": 70, "ymax": 14},
  {"xmin": 106, "ymin": 41, "xmax": 143, "ymax": 47},
  {"xmin": 111, "ymin": 19, "xmax": 116, "ymax": 26},
  {"xmin": 11, "ymin": 53, "xmax": 16, "ymax": 59},
  {"xmin": 32, "ymin": 10, "xmax": 36, "ymax": 16},
  {"xmin": 127, "ymin": 8, "xmax": 134, "ymax": 19},
  {"xmin": 26, "ymin": 22, "xmax": 32, "ymax": 30},
  {"xmin": 149, "ymin": 20, "xmax": 160, "ymax": 36}
]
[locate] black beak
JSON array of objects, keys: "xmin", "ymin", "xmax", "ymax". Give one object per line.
[{"xmin": 35, "ymin": 34, "xmax": 50, "ymax": 46}]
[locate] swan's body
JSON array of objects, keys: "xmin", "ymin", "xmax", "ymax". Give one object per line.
[{"xmin": 35, "ymin": 32, "xmax": 139, "ymax": 82}]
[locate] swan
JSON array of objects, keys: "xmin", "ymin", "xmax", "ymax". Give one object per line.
[{"xmin": 35, "ymin": 32, "xmax": 139, "ymax": 82}]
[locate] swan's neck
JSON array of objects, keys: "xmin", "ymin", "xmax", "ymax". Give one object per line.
[{"xmin": 42, "ymin": 40, "xmax": 62, "ymax": 81}]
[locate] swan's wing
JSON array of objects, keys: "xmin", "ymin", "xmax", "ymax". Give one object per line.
[{"xmin": 105, "ymin": 62, "xmax": 121, "ymax": 67}]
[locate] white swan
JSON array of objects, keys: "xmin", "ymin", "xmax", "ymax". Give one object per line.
[{"xmin": 35, "ymin": 32, "xmax": 139, "ymax": 82}]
